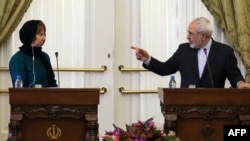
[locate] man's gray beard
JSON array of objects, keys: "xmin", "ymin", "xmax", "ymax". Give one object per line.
[{"xmin": 190, "ymin": 43, "xmax": 197, "ymax": 49}]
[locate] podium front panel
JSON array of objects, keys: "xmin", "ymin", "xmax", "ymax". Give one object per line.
[
  {"xmin": 7, "ymin": 88, "xmax": 100, "ymax": 141},
  {"xmin": 158, "ymin": 88, "xmax": 250, "ymax": 141}
]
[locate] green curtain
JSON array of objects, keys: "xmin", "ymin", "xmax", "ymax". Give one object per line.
[
  {"xmin": 202, "ymin": 0, "xmax": 250, "ymax": 82},
  {"xmin": 0, "ymin": 0, "xmax": 32, "ymax": 46}
]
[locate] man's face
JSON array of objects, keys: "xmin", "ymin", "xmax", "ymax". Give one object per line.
[{"xmin": 186, "ymin": 21, "xmax": 203, "ymax": 48}]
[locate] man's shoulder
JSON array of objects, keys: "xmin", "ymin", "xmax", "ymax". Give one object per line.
[
  {"xmin": 179, "ymin": 42, "xmax": 190, "ymax": 47},
  {"xmin": 178, "ymin": 42, "xmax": 195, "ymax": 51},
  {"xmin": 211, "ymin": 40, "xmax": 233, "ymax": 51}
]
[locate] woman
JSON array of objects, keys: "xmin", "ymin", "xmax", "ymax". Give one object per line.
[{"xmin": 9, "ymin": 20, "xmax": 57, "ymax": 87}]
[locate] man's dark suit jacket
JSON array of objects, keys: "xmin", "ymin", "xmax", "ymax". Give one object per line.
[{"xmin": 143, "ymin": 39, "xmax": 245, "ymax": 88}]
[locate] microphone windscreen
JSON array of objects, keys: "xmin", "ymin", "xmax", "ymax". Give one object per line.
[{"xmin": 55, "ymin": 52, "xmax": 58, "ymax": 57}]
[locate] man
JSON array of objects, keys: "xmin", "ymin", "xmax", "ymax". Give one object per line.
[{"xmin": 131, "ymin": 17, "xmax": 250, "ymax": 88}]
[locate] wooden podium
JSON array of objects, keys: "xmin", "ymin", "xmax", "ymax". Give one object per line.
[
  {"xmin": 7, "ymin": 88, "xmax": 100, "ymax": 141},
  {"xmin": 158, "ymin": 88, "xmax": 250, "ymax": 141}
]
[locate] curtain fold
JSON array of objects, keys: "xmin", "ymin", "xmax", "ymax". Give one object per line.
[
  {"xmin": 0, "ymin": 0, "xmax": 32, "ymax": 46},
  {"xmin": 202, "ymin": 0, "xmax": 250, "ymax": 82}
]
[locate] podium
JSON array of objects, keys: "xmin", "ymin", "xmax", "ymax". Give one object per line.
[
  {"xmin": 7, "ymin": 88, "xmax": 100, "ymax": 141},
  {"xmin": 158, "ymin": 88, "xmax": 250, "ymax": 141}
]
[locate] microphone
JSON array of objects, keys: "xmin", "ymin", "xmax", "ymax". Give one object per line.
[
  {"xmin": 55, "ymin": 52, "xmax": 60, "ymax": 88},
  {"xmin": 204, "ymin": 48, "xmax": 214, "ymax": 88}
]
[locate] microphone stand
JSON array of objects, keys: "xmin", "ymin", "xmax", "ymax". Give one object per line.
[
  {"xmin": 55, "ymin": 52, "xmax": 60, "ymax": 88},
  {"xmin": 204, "ymin": 48, "xmax": 214, "ymax": 88}
]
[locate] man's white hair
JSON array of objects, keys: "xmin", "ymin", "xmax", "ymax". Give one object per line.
[{"xmin": 195, "ymin": 17, "xmax": 213, "ymax": 37}]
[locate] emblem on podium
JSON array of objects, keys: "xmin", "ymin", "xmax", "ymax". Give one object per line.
[{"xmin": 47, "ymin": 124, "xmax": 62, "ymax": 139}]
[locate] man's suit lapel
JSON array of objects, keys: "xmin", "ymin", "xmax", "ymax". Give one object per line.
[
  {"xmin": 190, "ymin": 48, "xmax": 200, "ymax": 81},
  {"xmin": 200, "ymin": 40, "xmax": 216, "ymax": 79}
]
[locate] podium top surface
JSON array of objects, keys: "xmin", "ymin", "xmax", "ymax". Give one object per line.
[
  {"xmin": 158, "ymin": 88, "xmax": 250, "ymax": 105},
  {"xmin": 9, "ymin": 88, "xmax": 100, "ymax": 105}
]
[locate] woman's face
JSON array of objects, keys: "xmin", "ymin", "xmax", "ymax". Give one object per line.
[{"xmin": 31, "ymin": 29, "xmax": 46, "ymax": 47}]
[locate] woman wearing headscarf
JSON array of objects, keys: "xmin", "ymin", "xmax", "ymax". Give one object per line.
[{"xmin": 9, "ymin": 20, "xmax": 57, "ymax": 87}]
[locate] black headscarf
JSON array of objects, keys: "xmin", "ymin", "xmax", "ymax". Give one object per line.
[{"xmin": 19, "ymin": 20, "xmax": 55, "ymax": 87}]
